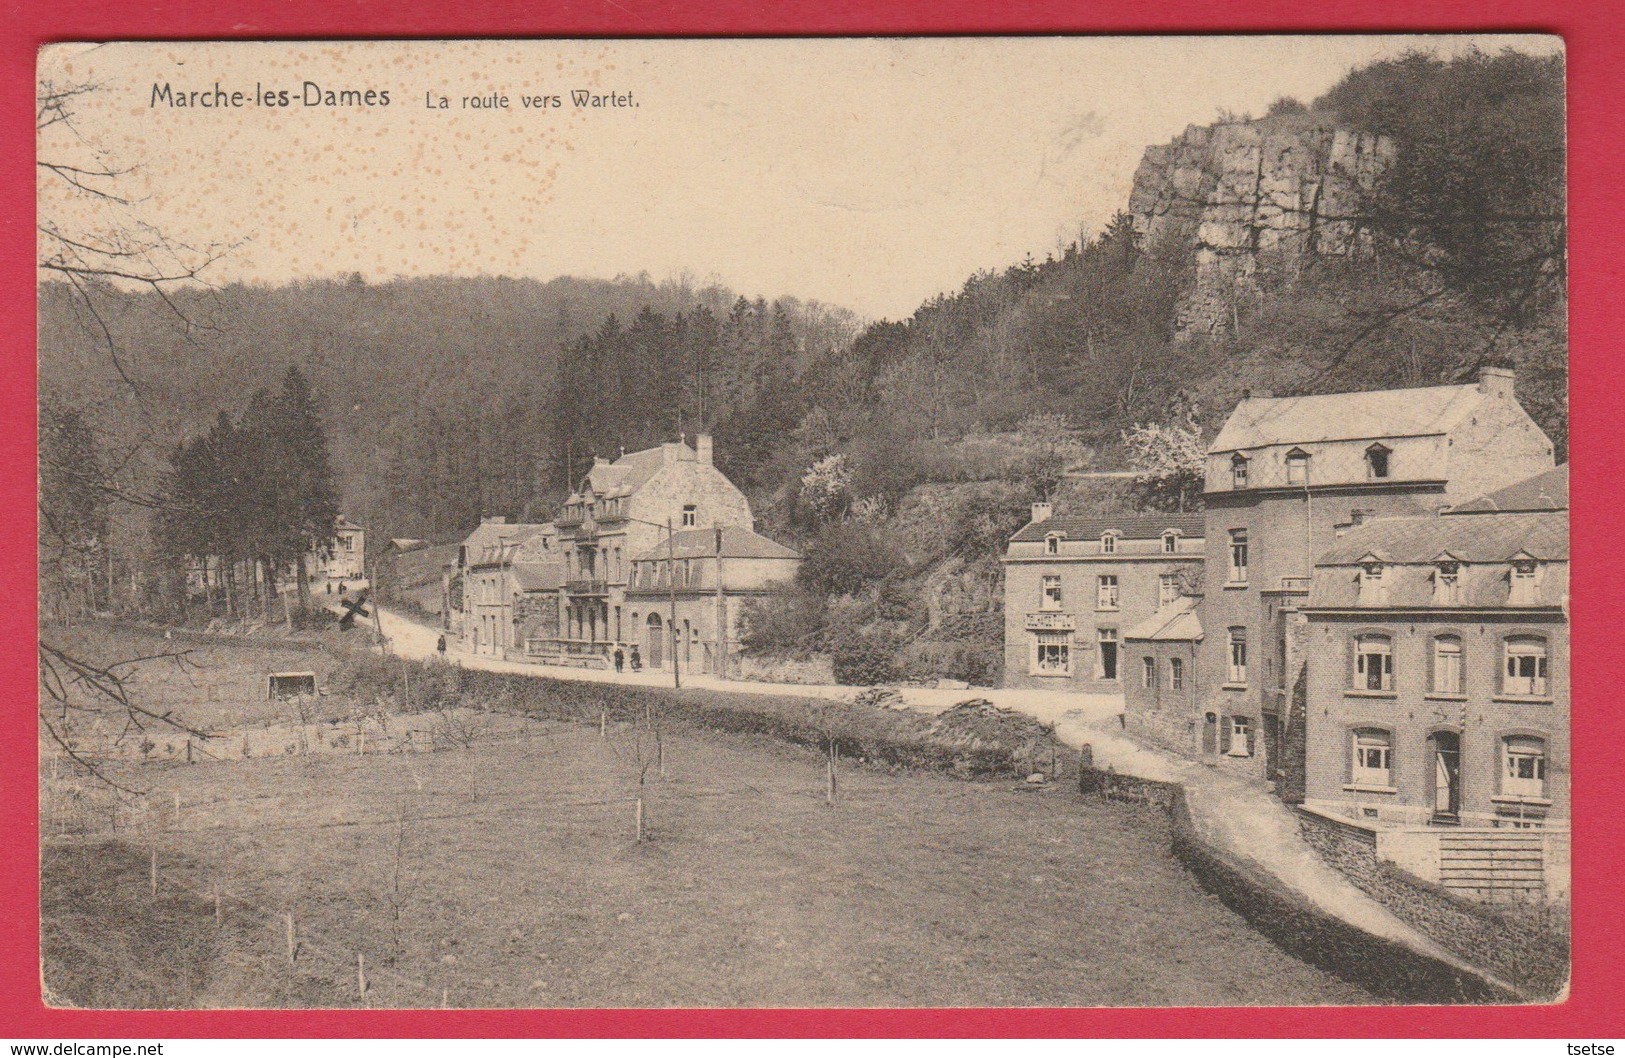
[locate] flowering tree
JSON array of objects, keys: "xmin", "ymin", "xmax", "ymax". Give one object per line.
[
  {"xmin": 1122, "ymin": 405, "xmax": 1206, "ymax": 513},
  {"xmin": 799, "ymin": 453, "xmax": 852, "ymax": 522}
]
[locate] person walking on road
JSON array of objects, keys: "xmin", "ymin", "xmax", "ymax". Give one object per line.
[
  {"xmin": 613, "ymin": 646, "xmax": 625, "ymax": 673},
  {"xmin": 437, "ymin": 634, "xmax": 447, "ymax": 657}
]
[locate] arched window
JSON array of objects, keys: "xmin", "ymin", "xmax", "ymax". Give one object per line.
[
  {"xmin": 1169, "ymin": 657, "xmax": 1184, "ymax": 690},
  {"xmin": 1100, "ymin": 531, "xmax": 1118, "ymax": 555},
  {"xmin": 1351, "ymin": 728, "xmax": 1393, "ymax": 786},
  {"xmin": 1365, "ymin": 443, "xmax": 1392, "ymax": 479},
  {"xmin": 1504, "ymin": 636, "xmax": 1550, "ymax": 696},
  {"xmin": 1231, "ymin": 453, "xmax": 1249, "ymax": 489},
  {"xmin": 1045, "ymin": 532, "xmax": 1062, "ymax": 556},
  {"xmin": 1141, "ymin": 655, "xmax": 1156, "ymax": 690},
  {"xmin": 1432, "ymin": 635, "xmax": 1463, "ymax": 695},
  {"xmin": 1227, "ymin": 627, "xmax": 1248, "ymax": 685},
  {"xmin": 1355, "ymin": 633, "xmax": 1393, "ymax": 691},
  {"xmin": 1502, "ymin": 735, "xmax": 1548, "ymax": 798},
  {"xmin": 1161, "ymin": 530, "xmax": 1180, "ymax": 554}
]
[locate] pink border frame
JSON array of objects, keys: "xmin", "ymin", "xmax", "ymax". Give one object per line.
[{"xmin": 4, "ymin": 0, "xmax": 1620, "ymax": 1038}]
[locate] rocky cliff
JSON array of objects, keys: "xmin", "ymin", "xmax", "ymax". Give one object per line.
[{"xmin": 1128, "ymin": 115, "xmax": 1392, "ymax": 340}]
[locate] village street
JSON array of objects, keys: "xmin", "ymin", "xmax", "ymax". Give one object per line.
[{"xmin": 375, "ymin": 604, "xmax": 1508, "ymax": 992}]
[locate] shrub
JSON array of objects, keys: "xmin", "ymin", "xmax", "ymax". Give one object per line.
[
  {"xmin": 797, "ymin": 521, "xmax": 907, "ymax": 597},
  {"xmin": 737, "ymin": 587, "xmax": 829, "ymax": 654},
  {"xmin": 832, "ymin": 634, "xmax": 899, "ymax": 686}
]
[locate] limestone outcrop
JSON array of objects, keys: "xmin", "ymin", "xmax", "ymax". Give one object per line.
[{"xmin": 1128, "ymin": 116, "xmax": 1393, "ymax": 339}]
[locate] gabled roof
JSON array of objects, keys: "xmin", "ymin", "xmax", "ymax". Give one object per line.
[
  {"xmin": 586, "ymin": 443, "xmax": 680, "ymax": 497},
  {"xmin": 1208, "ymin": 384, "xmax": 1486, "ymax": 453},
  {"xmin": 633, "ymin": 525, "xmax": 801, "ymax": 562},
  {"xmin": 1447, "ymin": 465, "xmax": 1568, "ymax": 515},
  {"xmin": 1316, "ymin": 510, "xmax": 1568, "ymax": 567},
  {"xmin": 1123, "ymin": 596, "xmax": 1203, "ymax": 642},
  {"xmin": 335, "ymin": 516, "xmax": 365, "ymax": 532},
  {"xmin": 1010, "ymin": 513, "xmax": 1204, "ymax": 544}
]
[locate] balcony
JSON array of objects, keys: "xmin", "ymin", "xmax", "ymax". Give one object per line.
[
  {"xmin": 566, "ymin": 578, "xmax": 609, "ymax": 596},
  {"xmin": 1024, "ymin": 612, "xmax": 1077, "ymax": 632}
]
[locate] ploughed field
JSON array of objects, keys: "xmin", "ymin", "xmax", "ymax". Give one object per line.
[{"xmin": 44, "ymin": 724, "xmax": 1370, "ymax": 1008}]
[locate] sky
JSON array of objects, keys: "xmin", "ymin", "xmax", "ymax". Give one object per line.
[{"xmin": 39, "ymin": 35, "xmax": 1560, "ymax": 321}]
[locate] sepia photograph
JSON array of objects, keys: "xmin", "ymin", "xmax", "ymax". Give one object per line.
[{"xmin": 35, "ymin": 35, "xmax": 1568, "ymax": 1010}]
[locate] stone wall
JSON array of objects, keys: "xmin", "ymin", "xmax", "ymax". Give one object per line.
[
  {"xmin": 1296, "ymin": 807, "xmax": 1569, "ymax": 999},
  {"xmin": 736, "ymin": 651, "xmax": 835, "ymax": 685}
]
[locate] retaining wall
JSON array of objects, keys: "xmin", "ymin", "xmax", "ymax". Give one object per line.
[{"xmin": 1078, "ymin": 765, "xmax": 1521, "ymax": 1004}]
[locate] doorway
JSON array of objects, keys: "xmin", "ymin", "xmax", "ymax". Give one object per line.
[
  {"xmin": 1429, "ymin": 731, "xmax": 1461, "ymax": 821},
  {"xmin": 645, "ymin": 612, "xmax": 664, "ymax": 669},
  {"xmin": 1202, "ymin": 712, "xmax": 1219, "ymax": 756}
]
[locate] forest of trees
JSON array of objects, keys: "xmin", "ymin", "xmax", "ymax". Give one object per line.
[{"xmin": 38, "ymin": 47, "xmax": 1568, "ymax": 681}]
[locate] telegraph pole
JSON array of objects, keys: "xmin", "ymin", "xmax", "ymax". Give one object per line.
[{"xmin": 668, "ymin": 516, "xmax": 680, "ymax": 689}]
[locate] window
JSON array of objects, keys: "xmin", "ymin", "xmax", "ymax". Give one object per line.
[
  {"xmin": 1142, "ymin": 656, "xmax": 1156, "ymax": 690},
  {"xmin": 1041, "ymin": 575, "xmax": 1063, "ymax": 611},
  {"xmin": 1228, "ymin": 628, "xmax": 1248, "ymax": 685},
  {"xmin": 1228, "ymin": 716, "xmax": 1252, "ymax": 757},
  {"xmin": 1097, "ymin": 628, "xmax": 1119, "ymax": 681},
  {"xmin": 1359, "ymin": 562, "xmax": 1387, "ymax": 606},
  {"xmin": 1096, "ymin": 575, "xmax": 1119, "ymax": 610},
  {"xmin": 1502, "ymin": 736, "xmax": 1548, "ymax": 798},
  {"xmin": 1432, "ymin": 635, "xmax": 1463, "ymax": 695},
  {"xmin": 1509, "ymin": 559, "xmax": 1539, "ymax": 605},
  {"xmin": 1231, "ymin": 453, "xmax": 1249, "ymax": 489},
  {"xmin": 1228, "ymin": 530, "xmax": 1249, "ymax": 584},
  {"xmin": 341, "ymin": 535, "xmax": 355, "ymax": 552},
  {"xmin": 1504, "ymin": 636, "xmax": 1550, "ymax": 696},
  {"xmin": 1351, "ymin": 729, "xmax": 1393, "ymax": 787},
  {"xmin": 1100, "ymin": 532, "xmax": 1118, "ymax": 555},
  {"xmin": 1162, "ymin": 531, "xmax": 1179, "ymax": 554},
  {"xmin": 1286, "ymin": 448, "xmax": 1310, "ymax": 485},
  {"xmin": 1034, "ymin": 631, "xmax": 1071, "ymax": 675},
  {"xmin": 1159, "ymin": 574, "xmax": 1181, "ymax": 607},
  {"xmin": 1355, "ymin": 634, "xmax": 1394, "ymax": 691},
  {"xmin": 1169, "ymin": 657, "xmax": 1184, "ymax": 690},
  {"xmin": 1366, "ymin": 443, "xmax": 1391, "ymax": 479},
  {"xmin": 682, "ymin": 504, "xmax": 697, "ymax": 528},
  {"xmin": 1045, "ymin": 533, "xmax": 1061, "ymax": 556},
  {"xmin": 1435, "ymin": 561, "xmax": 1461, "ymax": 605}
]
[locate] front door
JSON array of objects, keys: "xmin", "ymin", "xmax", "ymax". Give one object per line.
[
  {"xmin": 1430, "ymin": 731, "xmax": 1461, "ymax": 820},
  {"xmin": 646, "ymin": 613, "xmax": 664, "ymax": 669}
]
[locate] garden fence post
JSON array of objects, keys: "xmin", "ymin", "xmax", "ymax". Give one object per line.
[
  {"xmin": 214, "ymin": 882, "xmax": 223, "ymax": 927},
  {"xmin": 285, "ymin": 911, "xmax": 297, "ymax": 965},
  {"xmin": 357, "ymin": 952, "xmax": 367, "ymax": 997},
  {"xmin": 149, "ymin": 844, "xmax": 158, "ymax": 896}
]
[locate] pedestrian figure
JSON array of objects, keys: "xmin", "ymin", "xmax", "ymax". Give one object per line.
[
  {"xmin": 630, "ymin": 646, "xmax": 642, "ymax": 671},
  {"xmin": 325, "ymin": 581, "xmax": 332, "ymax": 595},
  {"xmin": 613, "ymin": 647, "xmax": 625, "ymax": 673},
  {"xmin": 338, "ymin": 581, "xmax": 347, "ymax": 595},
  {"xmin": 437, "ymin": 634, "xmax": 447, "ymax": 656}
]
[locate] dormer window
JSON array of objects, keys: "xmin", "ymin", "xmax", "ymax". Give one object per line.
[
  {"xmin": 1365, "ymin": 443, "xmax": 1391, "ymax": 480},
  {"xmin": 1358, "ymin": 560, "xmax": 1387, "ymax": 605},
  {"xmin": 1285, "ymin": 448, "xmax": 1310, "ymax": 486},
  {"xmin": 1100, "ymin": 532, "xmax": 1118, "ymax": 555},
  {"xmin": 1231, "ymin": 453, "xmax": 1249, "ymax": 489},
  {"xmin": 1161, "ymin": 530, "xmax": 1180, "ymax": 554},
  {"xmin": 1045, "ymin": 532, "xmax": 1063, "ymax": 556},
  {"xmin": 1434, "ymin": 560, "xmax": 1461, "ymax": 605},
  {"xmin": 1510, "ymin": 557, "xmax": 1540, "ymax": 605}
]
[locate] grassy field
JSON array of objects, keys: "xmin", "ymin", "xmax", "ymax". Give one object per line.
[{"xmin": 44, "ymin": 712, "xmax": 1371, "ymax": 1008}]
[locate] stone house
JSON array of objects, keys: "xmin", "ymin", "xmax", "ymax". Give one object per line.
[
  {"xmin": 1177, "ymin": 368, "xmax": 1556, "ymax": 785},
  {"xmin": 1121, "ymin": 596, "xmax": 1206, "ymax": 752},
  {"xmin": 457, "ymin": 517, "xmax": 557, "ymax": 656},
  {"xmin": 622, "ymin": 525, "xmax": 802, "ymax": 675},
  {"xmin": 541, "ymin": 434, "xmax": 757, "ymax": 666},
  {"xmin": 1001, "ymin": 505, "xmax": 1205, "ymax": 691},
  {"xmin": 1300, "ymin": 467, "xmax": 1568, "ymax": 830}
]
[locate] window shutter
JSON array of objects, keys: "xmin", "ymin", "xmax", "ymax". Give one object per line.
[
  {"xmin": 1245, "ymin": 722, "xmax": 1255, "ymax": 757},
  {"xmin": 1219, "ymin": 718, "xmax": 1232, "ymax": 755}
]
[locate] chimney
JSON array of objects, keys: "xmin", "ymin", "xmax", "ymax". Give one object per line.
[
  {"xmin": 696, "ymin": 433, "xmax": 714, "ymax": 466},
  {"xmin": 1478, "ymin": 366, "xmax": 1515, "ymax": 399},
  {"xmin": 1031, "ymin": 502, "xmax": 1053, "ymax": 524}
]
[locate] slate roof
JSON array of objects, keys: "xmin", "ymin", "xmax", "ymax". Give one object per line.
[
  {"xmin": 1308, "ymin": 509, "xmax": 1568, "ymax": 610},
  {"xmin": 1009, "ymin": 513, "xmax": 1205, "ymax": 544},
  {"xmin": 1447, "ymin": 465, "xmax": 1568, "ymax": 514},
  {"xmin": 511, "ymin": 560, "xmax": 565, "ymax": 593},
  {"xmin": 1316, "ymin": 510, "xmax": 1568, "ymax": 566},
  {"xmin": 1208, "ymin": 384, "xmax": 1486, "ymax": 453},
  {"xmin": 633, "ymin": 526, "xmax": 801, "ymax": 562},
  {"xmin": 1123, "ymin": 596, "xmax": 1204, "ymax": 641},
  {"xmin": 585, "ymin": 444, "xmax": 678, "ymax": 498},
  {"xmin": 335, "ymin": 516, "xmax": 366, "ymax": 532},
  {"xmin": 461, "ymin": 521, "xmax": 554, "ymax": 567}
]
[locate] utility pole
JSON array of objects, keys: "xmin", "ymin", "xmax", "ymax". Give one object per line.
[
  {"xmin": 668, "ymin": 516, "xmax": 680, "ymax": 689},
  {"xmin": 714, "ymin": 525, "xmax": 726, "ymax": 679}
]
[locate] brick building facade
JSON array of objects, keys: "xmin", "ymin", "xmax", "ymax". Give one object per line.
[{"xmin": 1002, "ymin": 506, "xmax": 1204, "ymax": 691}]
